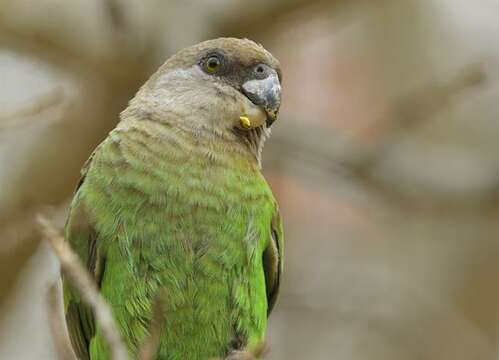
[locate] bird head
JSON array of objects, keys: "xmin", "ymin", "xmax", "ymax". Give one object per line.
[{"xmin": 130, "ymin": 38, "xmax": 282, "ymax": 135}]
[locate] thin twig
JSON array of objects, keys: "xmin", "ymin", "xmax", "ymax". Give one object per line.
[
  {"xmin": 46, "ymin": 282, "xmax": 78, "ymax": 360},
  {"xmin": 37, "ymin": 215, "xmax": 130, "ymax": 360},
  {"xmin": 212, "ymin": 342, "xmax": 268, "ymax": 360},
  {"xmin": 137, "ymin": 290, "xmax": 167, "ymax": 360}
]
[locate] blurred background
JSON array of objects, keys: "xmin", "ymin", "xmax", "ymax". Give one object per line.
[{"xmin": 1, "ymin": 0, "xmax": 499, "ymax": 359}]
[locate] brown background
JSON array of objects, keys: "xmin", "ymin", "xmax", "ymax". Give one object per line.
[{"xmin": 1, "ymin": 1, "xmax": 499, "ymax": 359}]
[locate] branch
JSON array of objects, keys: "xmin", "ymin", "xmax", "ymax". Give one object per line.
[
  {"xmin": 137, "ymin": 291, "xmax": 167, "ymax": 360},
  {"xmin": 215, "ymin": 0, "xmax": 351, "ymax": 40},
  {"xmin": 0, "ymin": 24, "xmax": 148, "ymax": 87},
  {"xmin": 267, "ymin": 63, "xmax": 488, "ymax": 210},
  {"xmin": 37, "ymin": 215, "xmax": 130, "ymax": 360},
  {"xmin": 46, "ymin": 283, "xmax": 78, "ymax": 360},
  {"xmin": 213, "ymin": 342, "xmax": 268, "ymax": 360}
]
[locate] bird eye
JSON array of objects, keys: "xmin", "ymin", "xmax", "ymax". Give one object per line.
[
  {"xmin": 204, "ymin": 55, "xmax": 222, "ymax": 74},
  {"xmin": 254, "ymin": 64, "xmax": 268, "ymax": 79}
]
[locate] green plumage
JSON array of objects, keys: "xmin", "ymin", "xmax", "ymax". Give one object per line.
[
  {"xmin": 63, "ymin": 37, "xmax": 283, "ymax": 360},
  {"xmin": 64, "ymin": 119, "xmax": 283, "ymax": 359}
]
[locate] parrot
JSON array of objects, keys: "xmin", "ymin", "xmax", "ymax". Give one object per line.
[{"xmin": 63, "ymin": 38, "xmax": 283, "ymax": 360}]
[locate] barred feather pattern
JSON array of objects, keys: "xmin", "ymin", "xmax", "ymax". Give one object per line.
[{"xmin": 65, "ymin": 115, "xmax": 278, "ymax": 360}]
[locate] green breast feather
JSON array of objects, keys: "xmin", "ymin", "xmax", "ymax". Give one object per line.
[{"xmin": 63, "ymin": 123, "xmax": 283, "ymax": 360}]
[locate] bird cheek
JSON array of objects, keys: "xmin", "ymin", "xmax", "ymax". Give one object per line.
[{"xmin": 237, "ymin": 99, "xmax": 267, "ymax": 130}]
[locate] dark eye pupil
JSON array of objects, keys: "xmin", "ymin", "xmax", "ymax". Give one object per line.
[
  {"xmin": 208, "ymin": 58, "xmax": 219, "ymax": 69},
  {"xmin": 256, "ymin": 65, "xmax": 264, "ymax": 73}
]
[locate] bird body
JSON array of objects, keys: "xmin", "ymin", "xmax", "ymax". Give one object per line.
[{"xmin": 63, "ymin": 38, "xmax": 283, "ymax": 360}]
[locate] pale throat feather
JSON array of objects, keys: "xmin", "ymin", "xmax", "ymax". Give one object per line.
[{"xmin": 120, "ymin": 65, "xmax": 272, "ymax": 167}]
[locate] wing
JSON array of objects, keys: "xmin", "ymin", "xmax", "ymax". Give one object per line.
[
  {"xmin": 263, "ymin": 207, "xmax": 284, "ymax": 315},
  {"xmin": 63, "ymin": 152, "xmax": 106, "ymax": 360}
]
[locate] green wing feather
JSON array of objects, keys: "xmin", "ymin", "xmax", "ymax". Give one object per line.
[
  {"xmin": 63, "ymin": 152, "xmax": 105, "ymax": 360},
  {"xmin": 264, "ymin": 208, "xmax": 284, "ymax": 315}
]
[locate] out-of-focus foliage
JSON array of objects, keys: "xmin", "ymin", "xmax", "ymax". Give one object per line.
[{"xmin": 1, "ymin": 0, "xmax": 499, "ymax": 359}]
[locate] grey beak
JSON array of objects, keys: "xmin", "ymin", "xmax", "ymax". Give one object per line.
[{"xmin": 242, "ymin": 70, "xmax": 281, "ymax": 126}]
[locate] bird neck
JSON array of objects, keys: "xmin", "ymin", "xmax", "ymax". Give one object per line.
[
  {"xmin": 233, "ymin": 126, "xmax": 271, "ymax": 168},
  {"xmin": 119, "ymin": 105, "xmax": 269, "ymax": 168}
]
